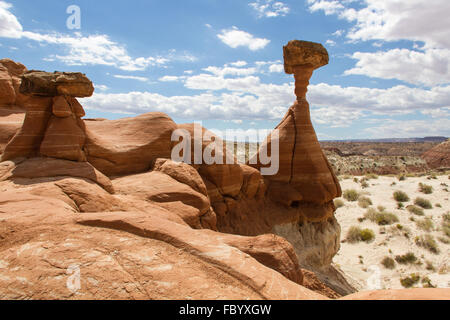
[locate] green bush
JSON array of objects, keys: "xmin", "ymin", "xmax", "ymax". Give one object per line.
[
  {"xmin": 416, "ymin": 218, "xmax": 434, "ymax": 232},
  {"xmin": 393, "ymin": 191, "xmax": 410, "ymax": 202},
  {"xmin": 395, "ymin": 252, "xmax": 417, "ymax": 264},
  {"xmin": 400, "ymin": 274, "xmax": 420, "ymax": 288},
  {"xmin": 418, "ymin": 183, "xmax": 433, "ymax": 194},
  {"xmin": 343, "ymin": 189, "xmax": 360, "ymax": 202},
  {"xmin": 334, "ymin": 199, "xmax": 345, "ymax": 208},
  {"xmin": 407, "ymin": 205, "xmax": 424, "ymax": 216},
  {"xmin": 381, "ymin": 257, "xmax": 396, "ymax": 269},
  {"xmin": 364, "ymin": 208, "xmax": 399, "ymax": 225},
  {"xmin": 346, "ymin": 226, "xmax": 375, "ymax": 243},
  {"xmin": 414, "ymin": 197, "xmax": 432, "ymax": 209},
  {"xmin": 358, "ymin": 196, "xmax": 373, "ymax": 208},
  {"xmin": 415, "ymin": 235, "xmax": 440, "ymax": 254}
]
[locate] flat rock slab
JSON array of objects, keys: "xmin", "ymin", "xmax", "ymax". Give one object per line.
[{"xmin": 20, "ymin": 71, "xmax": 94, "ymax": 97}]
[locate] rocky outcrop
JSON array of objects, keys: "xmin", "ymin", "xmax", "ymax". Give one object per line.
[
  {"xmin": 1, "ymin": 70, "xmax": 93, "ymax": 162},
  {"xmin": 84, "ymin": 113, "xmax": 177, "ymax": 176},
  {"xmin": 422, "ymin": 139, "xmax": 450, "ymax": 169}
]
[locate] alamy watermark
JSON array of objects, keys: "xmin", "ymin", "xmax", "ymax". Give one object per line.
[
  {"xmin": 171, "ymin": 123, "xmax": 280, "ymax": 175},
  {"xmin": 66, "ymin": 5, "xmax": 81, "ymax": 30},
  {"xmin": 66, "ymin": 264, "xmax": 81, "ymax": 294}
]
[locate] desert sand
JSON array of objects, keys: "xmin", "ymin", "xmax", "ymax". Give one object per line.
[{"xmin": 334, "ymin": 174, "xmax": 450, "ymax": 290}]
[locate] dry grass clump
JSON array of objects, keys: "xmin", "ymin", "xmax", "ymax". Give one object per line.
[
  {"xmin": 407, "ymin": 205, "xmax": 424, "ymax": 216},
  {"xmin": 421, "ymin": 276, "xmax": 435, "ymax": 288},
  {"xmin": 365, "ymin": 173, "xmax": 378, "ymax": 180},
  {"xmin": 414, "ymin": 197, "xmax": 432, "ymax": 209},
  {"xmin": 393, "ymin": 190, "xmax": 410, "ymax": 202},
  {"xmin": 442, "ymin": 213, "xmax": 450, "ymax": 237},
  {"xmin": 346, "ymin": 226, "xmax": 375, "ymax": 243},
  {"xmin": 389, "ymin": 224, "xmax": 411, "ymax": 238},
  {"xmin": 400, "ymin": 274, "xmax": 420, "ymax": 288},
  {"xmin": 381, "ymin": 257, "xmax": 396, "ymax": 269},
  {"xmin": 364, "ymin": 208, "xmax": 399, "ymax": 225},
  {"xmin": 416, "ymin": 218, "xmax": 434, "ymax": 232},
  {"xmin": 358, "ymin": 196, "xmax": 372, "ymax": 208},
  {"xmin": 415, "ymin": 235, "xmax": 440, "ymax": 254},
  {"xmin": 418, "ymin": 183, "xmax": 433, "ymax": 194},
  {"xmin": 334, "ymin": 199, "xmax": 345, "ymax": 208},
  {"xmin": 395, "ymin": 252, "xmax": 417, "ymax": 264},
  {"xmin": 343, "ymin": 189, "xmax": 360, "ymax": 201}
]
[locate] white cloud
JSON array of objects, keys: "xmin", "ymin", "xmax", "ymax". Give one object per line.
[
  {"xmin": 95, "ymin": 84, "xmax": 109, "ymax": 91},
  {"xmin": 268, "ymin": 63, "xmax": 283, "ymax": 73},
  {"xmin": 249, "ymin": 0, "xmax": 290, "ymax": 18},
  {"xmin": 159, "ymin": 75, "xmax": 182, "ymax": 82},
  {"xmin": 325, "ymin": 39, "xmax": 336, "ymax": 47},
  {"xmin": 113, "ymin": 75, "xmax": 149, "ymax": 82},
  {"xmin": 203, "ymin": 65, "xmax": 257, "ymax": 77},
  {"xmin": 345, "ymin": 48, "xmax": 450, "ymax": 86},
  {"xmin": 228, "ymin": 61, "xmax": 248, "ymax": 67},
  {"xmin": 0, "ymin": 1, "xmax": 22, "ymax": 38},
  {"xmin": 307, "ymin": 0, "xmax": 450, "ymax": 87},
  {"xmin": 217, "ymin": 26, "xmax": 270, "ymax": 51},
  {"xmin": 308, "ymin": 0, "xmax": 450, "ymax": 48}
]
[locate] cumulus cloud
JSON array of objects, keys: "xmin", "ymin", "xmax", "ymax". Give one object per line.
[
  {"xmin": 0, "ymin": 1, "xmax": 22, "ymax": 38},
  {"xmin": 159, "ymin": 75, "xmax": 182, "ymax": 82},
  {"xmin": 249, "ymin": 0, "xmax": 290, "ymax": 18},
  {"xmin": 307, "ymin": 0, "xmax": 450, "ymax": 86},
  {"xmin": 345, "ymin": 48, "xmax": 450, "ymax": 86},
  {"xmin": 217, "ymin": 27, "xmax": 270, "ymax": 51}
]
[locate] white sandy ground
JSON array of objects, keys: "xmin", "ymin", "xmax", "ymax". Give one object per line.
[{"xmin": 333, "ymin": 175, "xmax": 450, "ymax": 291}]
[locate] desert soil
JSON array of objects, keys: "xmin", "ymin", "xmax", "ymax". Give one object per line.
[{"xmin": 333, "ymin": 174, "xmax": 450, "ymax": 290}]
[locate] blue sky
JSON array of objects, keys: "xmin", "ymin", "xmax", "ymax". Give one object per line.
[{"xmin": 1, "ymin": 0, "xmax": 449, "ymax": 140}]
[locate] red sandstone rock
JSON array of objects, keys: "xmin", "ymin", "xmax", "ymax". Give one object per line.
[
  {"xmin": 0, "ymin": 59, "xmax": 27, "ymax": 107},
  {"xmin": 20, "ymin": 71, "xmax": 94, "ymax": 97},
  {"xmin": 422, "ymin": 139, "xmax": 450, "ymax": 169},
  {"xmin": 85, "ymin": 112, "xmax": 177, "ymax": 176}
]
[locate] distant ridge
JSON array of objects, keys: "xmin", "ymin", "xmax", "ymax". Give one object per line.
[{"xmin": 320, "ymin": 136, "xmax": 448, "ymax": 143}]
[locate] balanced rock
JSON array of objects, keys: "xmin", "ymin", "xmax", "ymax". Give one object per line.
[{"xmin": 20, "ymin": 71, "xmax": 94, "ymax": 97}]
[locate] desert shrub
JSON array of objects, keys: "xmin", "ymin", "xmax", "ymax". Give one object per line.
[
  {"xmin": 400, "ymin": 274, "xmax": 420, "ymax": 288},
  {"xmin": 421, "ymin": 276, "xmax": 435, "ymax": 288},
  {"xmin": 418, "ymin": 183, "xmax": 433, "ymax": 194},
  {"xmin": 414, "ymin": 197, "xmax": 432, "ymax": 209},
  {"xmin": 425, "ymin": 261, "xmax": 435, "ymax": 271},
  {"xmin": 397, "ymin": 202, "xmax": 404, "ymax": 209},
  {"xmin": 415, "ymin": 235, "xmax": 440, "ymax": 254},
  {"xmin": 360, "ymin": 181, "xmax": 369, "ymax": 189},
  {"xmin": 343, "ymin": 189, "xmax": 360, "ymax": 201},
  {"xmin": 353, "ymin": 177, "xmax": 359, "ymax": 183},
  {"xmin": 438, "ymin": 236, "xmax": 450, "ymax": 244},
  {"xmin": 346, "ymin": 226, "xmax": 375, "ymax": 243},
  {"xmin": 398, "ymin": 174, "xmax": 406, "ymax": 181},
  {"xmin": 364, "ymin": 208, "xmax": 399, "ymax": 225},
  {"xmin": 435, "ymin": 203, "xmax": 442, "ymax": 208},
  {"xmin": 390, "ymin": 182, "xmax": 397, "ymax": 186},
  {"xmin": 365, "ymin": 173, "xmax": 378, "ymax": 180},
  {"xmin": 381, "ymin": 257, "xmax": 396, "ymax": 269},
  {"xmin": 407, "ymin": 205, "xmax": 424, "ymax": 216},
  {"xmin": 334, "ymin": 199, "xmax": 345, "ymax": 208},
  {"xmin": 389, "ymin": 224, "xmax": 411, "ymax": 238},
  {"xmin": 395, "ymin": 252, "xmax": 417, "ymax": 264},
  {"xmin": 377, "ymin": 205, "xmax": 386, "ymax": 212},
  {"xmin": 393, "ymin": 190, "xmax": 410, "ymax": 202},
  {"xmin": 442, "ymin": 213, "xmax": 450, "ymax": 237},
  {"xmin": 358, "ymin": 196, "xmax": 373, "ymax": 208},
  {"xmin": 416, "ymin": 218, "xmax": 434, "ymax": 232}
]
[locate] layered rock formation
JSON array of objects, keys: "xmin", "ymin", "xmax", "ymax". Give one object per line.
[
  {"xmin": 422, "ymin": 139, "xmax": 450, "ymax": 169},
  {"xmin": 1, "ymin": 44, "xmax": 446, "ymax": 299}
]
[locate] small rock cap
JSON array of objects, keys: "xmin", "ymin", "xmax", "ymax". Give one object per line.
[
  {"xmin": 283, "ymin": 40, "xmax": 329, "ymax": 74},
  {"xmin": 20, "ymin": 70, "xmax": 94, "ymax": 97}
]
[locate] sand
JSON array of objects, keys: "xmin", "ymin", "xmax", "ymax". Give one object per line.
[{"xmin": 333, "ymin": 174, "xmax": 450, "ymax": 291}]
